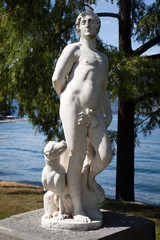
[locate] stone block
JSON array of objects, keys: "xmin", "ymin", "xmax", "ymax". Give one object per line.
[{"xmin": 0, "ymin": 209, "xmax": 155, "ymax": 240}]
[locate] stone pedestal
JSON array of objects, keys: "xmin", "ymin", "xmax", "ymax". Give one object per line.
[{"xmin": 0, "ymin": 209, "xmax": 155, "ymax": 240}]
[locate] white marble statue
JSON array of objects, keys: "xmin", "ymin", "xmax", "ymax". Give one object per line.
[
  {"xmin": 41, "ymin": 9, "xmax": 112, "ymax": 230},
  {"xmin": 42, "ymin": 141, "xmax": 67, "ymax": 220}
]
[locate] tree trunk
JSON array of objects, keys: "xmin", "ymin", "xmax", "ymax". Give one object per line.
[
  {"xmin": 118, "ymin": 0, "xmax": 132, "ymax": 54},
  {"xmin": 116, "ymin": 0, "xmax": 135, "ymax": 201},
  {"xmin": 116, "ymin": 101, "xmax": 135, "ymax": 201}
]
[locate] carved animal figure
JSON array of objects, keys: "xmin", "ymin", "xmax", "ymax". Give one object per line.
[
  {"xmin": 41, "ymin": 139, "xmax": 107, "ymax": 223},
  {"xmin": 42, "ymin": 140, "xmax": 67, "ymax": 220}
]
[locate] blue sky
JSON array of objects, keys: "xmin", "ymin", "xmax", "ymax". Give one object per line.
[{"xmin": 91, "ymin": 0, "xmax": 160, "ymax": 56}]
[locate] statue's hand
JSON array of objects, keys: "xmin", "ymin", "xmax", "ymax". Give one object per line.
[
  {"xmin": 78, "ymin": 112, "xmax": 91, "ymax": 128},
  {"xmin": 86, "ymin": 108, "xmax": 98, "ymax": 128}
]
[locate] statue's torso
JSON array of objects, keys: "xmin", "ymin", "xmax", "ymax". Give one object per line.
[{"xmin": 60, "ymin": 44, "xmax": 108, "ymax": 112}]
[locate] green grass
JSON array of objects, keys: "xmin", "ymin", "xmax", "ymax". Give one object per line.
[
  {"xmin": 0, "ymin": 180, "xmax": 44, "ymax": 219},
  {"xmin": 0, "ymin": 180, "xmax": 160, "ymax": 239}
]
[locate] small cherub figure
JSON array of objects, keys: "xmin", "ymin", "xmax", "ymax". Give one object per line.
[{"xmin": 42, "ymin": 140, "xmax": 67, "ymax": 220}]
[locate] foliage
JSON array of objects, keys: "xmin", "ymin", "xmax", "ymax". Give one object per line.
[
  {"xmin": 104, "ymin": 42, "xmax": 160, "ymax": 138},
  {"xmin": 0, "ymin": 100, "xmax": 15, "ymax": 117},
  {"xmin": 0, "ymin": 0, "xmax": 82, "ymax": 141},
  {"xmin": 108, "ymin": 54, "xmax": 160, "ymax": 103},
  {"xmin": 135, "ymin": 0, "xmax": 160, "ymax": 42},
  {"xmin": 84, "ymin": 0, "xmax": 114, "ymax": 5},
  {"xmin": 108, "ymin": 129, "xmax": 117, "ymax": 155},
  {"xmin": 0, "ymin": 0, "xmax": 160, "ymax": 145}
]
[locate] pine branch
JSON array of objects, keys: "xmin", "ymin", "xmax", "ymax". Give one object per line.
[
  {"xmin": 135, "ymin": 108, "xmax": 160, "ymax": 128},
  {"xmin": 24, "ymin": 21, "xmax": 75, "ymax": 61},
  {"xmin": 135, "ymin": 92, "xmax": 158, "ymax": 105},
  {"xmin": 135, "ymin": 114, "xmax": 151, "ymax": 128},
  {"xmin": 0, "ymin": 4, "xmax": 29, "ymax": 17},
  {"xmin": 83, "ymin": 3, "xmax": 94, "ymax": 11},
  {"xmin": 133, "ymin": 35, "xmax": 160, "ymax": 56},
  {"xmin": 97, "ymin": 12, "xmax": 120, "ymax": 19}
]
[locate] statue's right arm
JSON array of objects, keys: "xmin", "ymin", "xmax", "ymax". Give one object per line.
[{"xmin": 52, "ymin": 44, "xmax": 78, "ymax": 96}]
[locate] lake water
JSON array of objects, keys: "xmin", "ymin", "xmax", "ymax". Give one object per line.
[{"xmin": 0, "ymin": 114, "xmax": 160, "ymax": 206}]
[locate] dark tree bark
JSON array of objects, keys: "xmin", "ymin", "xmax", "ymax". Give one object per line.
[
  {"xmin": 116, "ymin": 100, "xmax": 135, "ymax": 201},
  {"xmin": 118, "ymin": 0, "xmax": 132, "ymax": 55},
  {"xmin": 97, "ymin": 12, "xmax": 119, "ymax": 19},
  {"xmin": 133, "ymin": 35, "xmax": 160, "ymax": 56},
  {"xmin": 97, "ymin": 0, "xmax": 160, "ymax": 202},
  {"xmin": 116, "ymin": 0, "xmax": 135, "ymax": 201}
]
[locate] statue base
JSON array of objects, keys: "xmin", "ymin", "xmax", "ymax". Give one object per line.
[
  {"xmin": 41, "ymin": 215, "xmax": 102, "ymax": 231},
  {"xmin": 0, "ymin": 209, "xmax": 155, "ymax": 240}
]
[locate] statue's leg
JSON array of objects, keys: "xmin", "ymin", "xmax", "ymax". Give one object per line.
[
  {"xmin": 60, "ymin": 106, "xmax": 91, "ymax": 223},
  {"xmin": 43, "ymin": 191, "xmax": 57, "ymax": 218},
  {"xmin": 57, "ymin": 196, "xmax": 65, "ymax": 220},
  {"xmin": 88, "ymin": 114, "xmax": 112, "ymax": 190}
]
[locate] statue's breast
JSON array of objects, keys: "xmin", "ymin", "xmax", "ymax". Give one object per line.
[{"xmin": 80, "ymin": 52, "xmax": 103, "ymax": 66}]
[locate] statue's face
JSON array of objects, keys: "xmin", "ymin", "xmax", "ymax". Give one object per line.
[{"xmin": 79, "ymin": 15, "xmax": 99, "ymax": 39}]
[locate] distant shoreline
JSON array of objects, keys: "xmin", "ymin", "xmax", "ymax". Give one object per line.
[{"xmin": 0, "ymin": 118, "xmax": 29, "ymax": 123}]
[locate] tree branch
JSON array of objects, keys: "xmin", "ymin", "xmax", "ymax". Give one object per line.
[
  {"xmin": 146, "ymin": 53, "xmax": 160, "ymax": 59},
  {"xmin": 97, "ymin": 12, "xmax": 120, "ymax": 20},
  {"xmin": 135, "ymin": 115, "xmax": 151, "ymax": 128},
  {"xmin": 135, "ymin": 108, "xmax": 160, "ymax": 128},
  {"xmin": 0, "ymin": 4, "xmax": 29, "ymax": 17},
  {"xmin": 133, "ymin": 35, "xmax": 160, "ymax": 56},
  {"xmin": 135, "ymin": 92, "xmax": 158, "ymax": 105},
  {"xmin": 83, "ymin": 3, "xmax": 94, "ymax": 11}
]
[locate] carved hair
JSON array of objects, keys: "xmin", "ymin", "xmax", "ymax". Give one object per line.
[{"xmin": 75, "ymin": 10, "xmax": 101, "ymax": 36}]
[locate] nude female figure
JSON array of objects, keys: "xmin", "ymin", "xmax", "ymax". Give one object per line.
[{"xmin": 52, "ymin": 10, "xmax": 112, "ymax": 223}]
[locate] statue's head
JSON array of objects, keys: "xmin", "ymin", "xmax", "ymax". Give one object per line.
[{"xmin": 75, "ymin": 10, "xmax": 101, "ymax": 37}]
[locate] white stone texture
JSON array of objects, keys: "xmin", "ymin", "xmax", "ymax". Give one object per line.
[
  {"xmin": 42, "ymin": 10, "xmax": 113, "ymax": 229},
  {"xmin": 0, "ymin": 209, "xmax": 156, "ymax": 240}
]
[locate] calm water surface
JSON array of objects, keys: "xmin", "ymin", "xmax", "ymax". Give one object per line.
[{"xmin": 0, "ymin": 115, "xmax": 160, "ymax": 206}]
